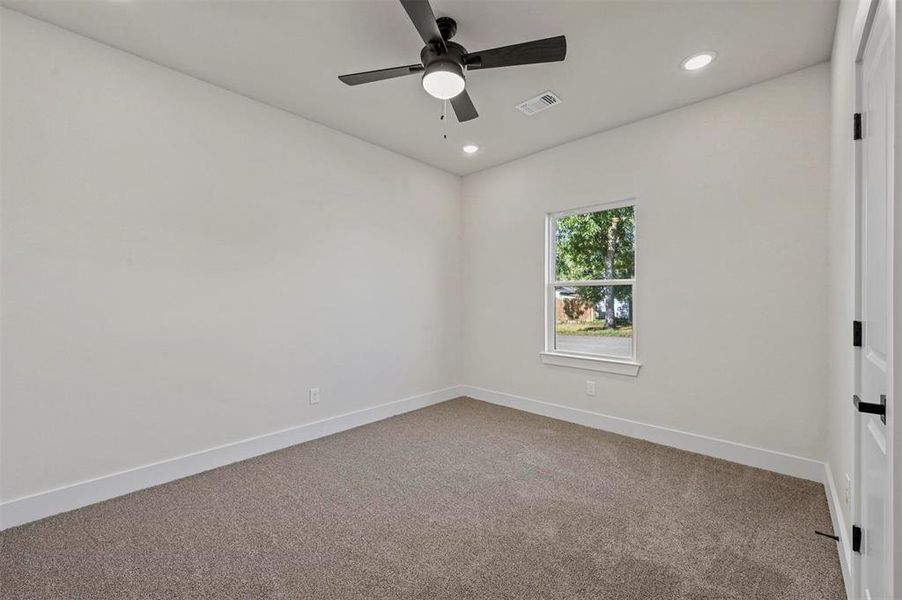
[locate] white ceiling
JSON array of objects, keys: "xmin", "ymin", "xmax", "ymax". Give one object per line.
[{"xmin": 4, "ymin": 0, "xmax": 838, "ymax": 176}]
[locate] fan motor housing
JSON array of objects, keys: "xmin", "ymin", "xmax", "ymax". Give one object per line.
[{"xmin": 420, "ymin": 40, "xmax": 468, "ymax": 70}]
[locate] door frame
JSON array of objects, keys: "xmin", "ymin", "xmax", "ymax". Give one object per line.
[{"xmin": 851, "ymin": 0, "xmax": 897, "ymax": 596}]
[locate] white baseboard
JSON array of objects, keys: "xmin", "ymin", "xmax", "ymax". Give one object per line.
[
  {"xmin": 823, "ymin": 463, "xmax": 854, "ymax": 599},
  {"xmin": 0, "ymin": 385, "xmax": 464, "ymax": 530},
  {"xmin": 0, "ymin": 385, "xmax": 838, "ymax": 536},
  {"xmin": 460, "ymin": 385, "xmax": 826, "ymax": 482}
]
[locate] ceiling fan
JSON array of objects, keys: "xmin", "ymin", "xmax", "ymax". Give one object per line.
[{"xmin": 338, "ymin": 0, "xmax": 567, "ymax": 122}]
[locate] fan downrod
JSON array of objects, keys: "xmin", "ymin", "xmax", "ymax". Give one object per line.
[{"xmin": 436, "ymin": 16, "xmax": 457, "ymax": 41}]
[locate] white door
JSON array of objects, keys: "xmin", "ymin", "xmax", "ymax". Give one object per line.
[{"xmin": 856, "ymin": 0, "xmax": 892, "ymax": 597}]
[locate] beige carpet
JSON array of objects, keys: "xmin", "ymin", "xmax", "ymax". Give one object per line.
[{"xmin": 0, "ymin": 397, "xmax": 845, "ymax": 599}]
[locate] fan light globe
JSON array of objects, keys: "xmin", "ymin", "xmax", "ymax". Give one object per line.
[{"xmin": 422, "ymin": 61, "xmax": 465, "ymax": 100}]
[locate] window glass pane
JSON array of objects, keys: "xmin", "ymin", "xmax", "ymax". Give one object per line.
[
  {"xmin": 555, "ymin": 205, "xmax": 635, "ymax": 281},
  {"xmin": 554, "ymin": 285, "xmax": 633, "ymax": 358}
]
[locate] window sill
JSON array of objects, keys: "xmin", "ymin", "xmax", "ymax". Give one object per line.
[{"xmin": 540, "ymin": 352, "xmax": 641, "ymax": 376}]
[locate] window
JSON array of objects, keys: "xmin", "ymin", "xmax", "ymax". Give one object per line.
[{"xmin": 543, "ymin": 201, "xmax": 640, "ymax": 375}]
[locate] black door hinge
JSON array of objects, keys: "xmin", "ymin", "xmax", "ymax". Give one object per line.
[
  {"xmin": 854, "ymin": 113, "xmax": 863, "ymax": 140},
  {"xmin": 853, "ymin": 320, "xmax": 862, "ymax": 347},
  {"xmin": 852, "ymin": 525, "xmax": 862, "ymax": 553}
]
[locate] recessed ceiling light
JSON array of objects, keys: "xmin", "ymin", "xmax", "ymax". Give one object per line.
[
  {"xmin": 463, "ymin": 144, "xmax": 479, "ymax": 154},
  {"xmin": 681, "ymin": 52, "xmax": 716, "ymax": 71}
]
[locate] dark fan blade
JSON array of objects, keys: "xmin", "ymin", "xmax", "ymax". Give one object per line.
[
  {"xmin": 450, "ymin": 90, "xmax": 478, "ymax": 122},
  {"xmin": 400, "ymin": 0, "xmax": 446, "ymax": 52},
  {"xmin": 464, "ymin": 35, "xmax": 566, "ymax": 70},
  {"xmin": 338, "ymin": 64, "xmax": 424, "ymax": 86}
]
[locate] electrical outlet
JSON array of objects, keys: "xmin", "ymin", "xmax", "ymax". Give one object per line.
[
  {"xmin": 586, "ymin": 380, "xmax": 596, "ymax": 396},
  {"xmin": 308, "ymin": 388, "xmax": 321, "ymax": 405}
]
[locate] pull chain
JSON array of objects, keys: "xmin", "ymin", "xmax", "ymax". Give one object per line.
[{"xmin": 441, "ymin": 100, "xmax": 447, "ymax": 140}]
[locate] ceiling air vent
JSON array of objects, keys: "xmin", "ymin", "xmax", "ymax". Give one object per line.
[{"xmin": 516, "ymin": 91, "xmax": 562, "ymax": 116}]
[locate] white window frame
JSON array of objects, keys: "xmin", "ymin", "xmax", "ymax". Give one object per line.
[{"xmin": 541, "ymin": 198, "xmax": 641, "ymax": 376}]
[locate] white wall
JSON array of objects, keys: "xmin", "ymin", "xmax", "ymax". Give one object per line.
[
  {"xmin": 0, "ymin": 9, "xmax": 461, "ymax": 502},
  {"xmin": 462, "ymin": 64, "xmax": 831, "ymax": 460}
]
